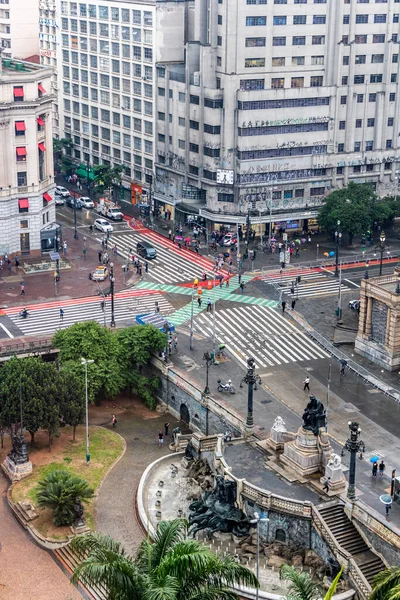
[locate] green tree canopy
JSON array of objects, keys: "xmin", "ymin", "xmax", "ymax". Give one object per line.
[
  {"xmin": 53, "ymin": 321, "xmax": 124, "ymax": 402},
  {"xmin": 370, "ymin": 566, "xmax": 400, "ymax": 600},
  {"xmin": 318, "ymin": 182, "xmax": 376, "ymax": 244},
  {"xmin": 93, "ymin": 164, "xmax": 123, "ymax": 194},
  {"xmin": 59, "ymin": 371, "xmax": 85, "ymax": 441},
  {"xmin": 37, "ymin": 469, "xmax": 94, "ymax": 526},
  {"xmin": 72, "ymin": 519, "xmax": 258, "ymax": 600},
  {"xmin": 280, "ymin": 564, "xmax": 343, "ymax": 600}
]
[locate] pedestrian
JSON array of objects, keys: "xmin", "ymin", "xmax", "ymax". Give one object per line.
[
  {"xmin": 60, "ymin": 308, "xmax": 64, "ymax": 320},
  {"xmin": 158, "ymin": 431, "xmax": 164, "ymax": 446},
  {"xmin": 323, "ymin": 476, "xmax": 330, "ymax": 493},
  {"xmin": 340, "ymin": 359, "xmax": 347, "ymax": 375},
  {"xmin": 372, "ymin": 462, "xmax": 378, "ymax": 477},
  {"xmin": 197, "ymin": 297, "xmax": 202, "ymax": 308},
  {"xmin": 101, "ymin": 238, "xmax": 105, "ymax": 249},
  {"xmin": 164, "ymin": 422, "xmax": 170, "ymax": 436},
  {"xmin": 112, "ymin": 414, "xmax": 117, "ymax": 428},
  {"xmin": 89, "ymin": 224, "xmax": 93, "ymax": 234},
  {"xmin": 0, "ymin": 258, "xmax": 3, "ymax": 269},
  {"xmin": 281, "ymin": 300, "xmax": 286, "ymax": 313},
  {"xmin": 226, "ymin": 278, "xmax": 230, "ymax": 287},
  {"xmin": 379, "ymin": 460, "xmax": 386, "ymax": 478},
  {"xmin": 207, "ymin": 297, "xmax": 212, "ymax": 313},
  {"xmin": 104, "ymin": 237, "xmax": 108, "ymax": 249},
  {"xmin": 20, "ymin": 281, "xmax": 25, "ymax": 296},
  {"xmin": 240, "ymin": 282, "xmax": 245, "ymax": 294},
  {"xmin": 238, "ymin": 273, "xmax": 242, "ymax": 284},
  {"xmin": 291, "ymin": 299, "xmax": 296, "ymax": 311},
  {"xmin": 63, "ymin": 241, "xmax": 67, "ymax": 255},
  {"xmin": 98, "ymin": 250, "xmax": 102, "ymax": 263},
  {"xmin": 219, "ymin": 278, "xmax": 223, "ymax": 288},
  {"xmin": 113, "ymin": 245, "xmax": 118, "ymax": 256},
  {"xmin": 385, "ymin": 503, "xmax": 391, "ymax": 519},
  {"xmin": 168, "ymin": 228, "xmax": 172, "ymax": 240},
  {"xmin": 15, "ymin": 256, "xmax": 19, "ymax": 268},
  {"xmin": 145, "ymin": 261, "xmax": 149, "ymax": 273},
  {"xmin": 155, "ymin": 301, "xmax": 160, "ymax": 313},
  {"xmin": 138, "ymin": 265, "xmax": 142, "ymax": 276},
  {"xmin": 173, "ymin": 335, "xmax": 178, "ymax": 351},
  {"xmin": 303, "ymin": 376, "xmax": 310, "ymax": 391},
  {"xmin": 7, "ymin": 259, "xmax": 11, "ymax": 271}
]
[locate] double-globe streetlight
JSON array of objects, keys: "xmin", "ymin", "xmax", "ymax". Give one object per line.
[
  {"xmin": 81, "ymin": 358, "xmax": 94, "ymax": 465},
  {"xmin": 240, "ymin": 357, "xmax": 262, "ymax": 429},
  {"xmin": 375, "ymin": 231, "xmax": 386, "ymax": 276},
  {"xmin": 250, "ymin": 511, "xmax": 269, "ymax": 600},
  {"xmin": 334, "ymin": 220, "xmax": 342, "ymax": 278},
  {"xmin": 341, "ymin": 421, "xmax": 365, "ymax": 500},
  {"xmin": 110, "ymin": 262, "xmax": 116, "ymax": 327}
]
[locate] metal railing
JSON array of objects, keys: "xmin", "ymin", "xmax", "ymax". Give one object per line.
[{"xmin": 0, "ymin": 338, "xmax": 54, "ymax": 358}]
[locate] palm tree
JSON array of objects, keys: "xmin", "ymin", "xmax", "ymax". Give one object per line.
[
  {"xmin": 280, "ymin": 564, "xmax": 343, "ymax": 600},
  {"xmin": 37, "ymin": 469, "xmax": 94, "ymax": 526},
  {"xmin": 370, "ymin": 566, "xmax": 400, "ymax": 600},
  {"xmin": 71, "ymin": 519, "xmax": 258, "ymax": 600}
]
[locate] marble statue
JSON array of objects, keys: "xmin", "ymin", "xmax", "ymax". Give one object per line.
[{"xmin": 272, "ymin": 416, "xmax": 287, "ymax": 432}]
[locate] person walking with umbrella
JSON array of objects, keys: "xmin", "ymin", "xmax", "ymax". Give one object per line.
[{"xmin": 372, "ymin": 461, "xmax": 378, "ymax": 477}]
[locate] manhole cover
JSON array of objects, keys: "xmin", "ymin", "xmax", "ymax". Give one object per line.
[{"xmin": 343, "ymin": 402, "xmax": 359, "ymax": 412}]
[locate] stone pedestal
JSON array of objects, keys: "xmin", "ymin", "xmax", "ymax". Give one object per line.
[
  {"xmin": 2, "ymin": 456, "xmax": 32, "ymax": 481},
  {"xmin": 71, "ymin": 522, "xmax": 90, "ymax": 535},
  {"xmin": 281, "ymin": 427, "xmax": 329, "ymax": 476},
  {"xmin": 267, "ymin": 417, "xmax": 296, "ymax": 452},
  {"xmin": 320, "ymin": 454, "xmax": 347, "ymax": 494}
]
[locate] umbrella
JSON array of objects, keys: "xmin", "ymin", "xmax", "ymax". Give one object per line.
[
  {"xmin": 216, "ymin": 274, "xmax": 223, "ymax": 281},
  {"xmin": 175, "ymin": 236, "xmax": 183, "ymax": 241},
  {"xmin": 380, "ymin": 494, "xmax": 392, "ymax": 505},
  {"xmin": 301, "ymin": 238, "xmax": 306, "ymax": 244},
  {"xmin": 270, "ymin": 237, "xmax": 276, "ymax": 242},
  {"xmin": 295, "ymin": 238, "xmax": 301, "ymax": 244},
  {"xmin": 324, "ymin": 252, "xmax": 329, "ymax": 257},
  {"xmin": 329, "ymin": 251, "xmax": 335, "ymax": 257},
  {"xmin": 370, "ymin": 456, "xmax": 380, "ymax": 463}
]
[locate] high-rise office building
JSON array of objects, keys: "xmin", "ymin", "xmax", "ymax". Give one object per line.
[
  {"xmin": 0, "ymin": 0, "xmax": 39, "ymax": 59},
  {"xmin": 154, "ymin": 0, "xmax": 400, "ymax": 233},
  {"xmin": 56, "ymin": 0, "xmax": 156, "ymax": 199}
]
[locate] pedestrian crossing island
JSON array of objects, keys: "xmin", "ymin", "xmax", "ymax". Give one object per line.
[{"xmin": 263, "ymin": 269, "xmax": 352, "ymax": 298}]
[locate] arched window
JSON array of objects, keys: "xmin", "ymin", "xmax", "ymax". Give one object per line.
[{"xmin": 275, "ymin": 529, "xmax": 286, "ymax": 543}]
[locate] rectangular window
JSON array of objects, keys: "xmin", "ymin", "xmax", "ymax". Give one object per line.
[
  {"xmin": 391, "ymin": 73, "xmax": 397, "ymax": 83},
  {"xmin": 273, "ymin": 37, "xmax": 286, "ymax": 46},
  {"xmin": 342, "ymin": 76, "xmax": 348, "ymax": 85},
  {"xmin": 343, "ymin": 56, "xmax": 349, "ymax": 65},
  {"xmin": 388, "ymin": 117, "xmax": 394, "ymax": 126},
  {"xmin": 338, "ymin": 143, "xmax": 345, "ymax": 152},
  {"xmin": 240, "ymin": 79, "xmax": 265, "ymax": 90},
  {"xmin": 390, "ymin": 93, "xmax": 396, "ymax": 101},
  {"xmin": 312, "ymin": 35, "xmax": 325, "ymax": 44},
  {"xmin": 272, "ymin": 57, "xmax": 285, "ymax": 66},
  {"xmin": 204, "ymin": 124, "xmax": 221, "ymax": 134},
  {"xmin": 190, "ymin": 94, "xmax": 200, "ymax": 105},
  {"xmin": 343, "ymin": 15, "xmax": 350, "ymax": 24},
  {"xmin": 246, "ymin": 16, "xmax": 266, "ymax": 26},
  {"xmin": 291, "ymin": 77, "xmax": 304, "ymax": 88},
  {"xmin": 273, "ymin": 16, "xmax": 287, "ymax": 25},
  {"xmin": 374, "ymin": 14, "xmax": 386, "ymax": 22},
  {"xmin": 293, "ymin": 15, "xmax": 306, "ymax": 24},
  {"xmin": 367, "ymin": 118, "xmax": 375, "ymax": 126},
  {"xmin": 190, "ymin": 120, "xmax": 199, "ymax": 130},
  {"xmin": 371, "ymin": 54, "xmax": 384, "ymax": 63},
  {"xmin": 357, "ymin": 94, "xmax": 364, "ymax": 103},
  {"xmin": 271, "ymin": 78, "xmax": 285, "ymax": 88},
  {"xmin": 313, "ymin": 15, "xmax": 326, "ymax": 23},
  {"xmin": 365, "ymin": 140, "xmax": 374, "ymax": 151},
  {"xmin": 245, "ymin": 58, "xmax": 265, "ymax": 67},
  {"xmin": 293, "ymin": 36, "xmax": 306, "ymax": 45},
  {"xmin": 356, "ymin": 119, "xmax": 362, "ymax": 128},
  {"xmin": 189, "ymin": 143, "xmax": 199, "ymax": 153},
  {"xmin": 355, "ymin": 55, "xmax": 366, "ymax": 64},
  {"xmin": 354, "ymin": 75, "xmax": 365, "ymax": 84},
  {"xmin": 356, "ymin": 14, "xmax": 368, "ymax": 23},
  {"xmin": 311, "ymin": 76, "xmax": 323, "ymax": 87},
  {"xmin": 355, "ymin": 35, "xmax": 367, "ymax": 43},
  {"xmin": 341, "ymin": 96, "xmax": 347, "ymax": 104},
  {"xmin": 292, "ymin": 56, "xmax": 305, "ymax": 65},
  {"xmin": 311, "ymin": 55, "xmax": 324, "ymax": 65},
  {"xmin": 369, "ymin": 93, "xmax": 377, "ymax": 102},
  {"xmin": 245, "ymin": 37, "xmax": 266, "ymax": 46},
  {"xmin": 386, "ymin": 139, "xmax": 393, "ymax": 149},
  {"xmin": 339, "ymin": 121, "xmax": 346, "ymax": 130},
  {"xmin": 370, "ymin": 74, "xmax": 383, "ymax": 83},
  {"xmin": 373, "ymin": 34, "xmax": 385, "ymax": 43}
]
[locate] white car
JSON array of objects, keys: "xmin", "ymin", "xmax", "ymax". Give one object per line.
[
  {"xmin": 55, "ymin": 185, "xmax": 70, "ymax": 198},
  {"xmin": 80, "ymin": 196, "xmax": 94, "ymax": 209},
  {"xmin": 55, "ymin": 196, "xmax": 65, "ymax": 206},
  {"xmin": 94, "ymin": 218, "xmax": 113, "ymax": 233}
]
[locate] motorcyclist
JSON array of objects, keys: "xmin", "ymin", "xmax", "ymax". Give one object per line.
[{"xmin": 20, "ymin": 308, "xmax": 29, "ymax": 318}]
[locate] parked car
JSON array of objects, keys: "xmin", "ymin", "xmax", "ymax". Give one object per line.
[
  {"xmin": 137, "ymin": 240, "xmax": 157, "ymax": 259},
  {"xmin": 80, "ymin": 196, "xmax": 94, "ymax": 209},
  {"xmin": 55, "ymin": 196, "xmax": 65, "ymax": 206},
  {"xmin": 92, "ymin": 265, "xmax": 109, "ymax": 281},
  {"xmin": 65, "ymin": 196, "xmax": 82, "ymax": 209},
  {"xmin": 94, "ymin": 218, "xmax": 113, "ymax": 233},
  {"xmin": 349, "ymin": 299, "xmax": 360, "ymax": 312},
  {"xmin": 55, "ymin": 185, "xmax": 70, "ymax": 198}
]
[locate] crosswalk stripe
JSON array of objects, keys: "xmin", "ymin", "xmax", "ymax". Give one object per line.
[
  {"xmin": 193, "ymin": 305, "xmax": 329, "ymax": 367},
  {"xmin": 104, "ymin": 232, "xmax": 228, "ymax": 284},
  {"xmin": 7, "ymin": 294, "xmax": 174, "ymax": 337},
  {"xmin": 264, "ymin": 272, "xmax": 351, "ymax": 298}
]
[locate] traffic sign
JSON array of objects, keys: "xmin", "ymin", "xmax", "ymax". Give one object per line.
[{"xmin": 50, "ymin": 252, "xmax": 60, "ymax": 260}]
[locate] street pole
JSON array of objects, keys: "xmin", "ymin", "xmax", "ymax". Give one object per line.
[
  {"xmin": 73, "ymin": 197, "xmax": 78, "ymax": 239},
  {"xmin": 87, "ymin": 158, "xmax": 91, "ymax": 194},
  {"xmin": 316, "ymin": 243, "xmax": 319, "ymax": 263},
  {"xmin": 110, "ymin": 262, "xmax": 116, "ymax": 327},
  {"xmin": 190, "ymin": 279, "xmax": 197, "ymax": 350},
  {"xmin": 81, "ymin": 358, "xmax": 94, "ymax": 465},
  {"xmin": 259, "ymin": 209, "xmax": 263, "ymax": 250},
  {"xmin": 326, "ymin": 363, "xmax": 331, "ymax": 433},
  {"xmin": 240, "ymin": 357, "xmax": 261, "ymax": 430},
  {"xmin": 246, "ymin": 204, "xmax": 251, "ymax": 248},
  {"xmin": 341, "ymin": 421, "xmax": 365, "ymax": 500},
  {"xmin": 212, "ymin": 280, "xmax": 216, "ymax": 358},
  {"xmin": 250, "ymin": 512, "xmax": 269, "ymax": 600},
  {"xmin": 203, "ymin": 351, "xmax": 212, "ymax": 395},
  {"xmin": 337, "ymin": 260, "xmax": 343, "ymax": 324},
  {"xmin": 377, "ymin": 231, "xmax": 386, "ymax": 276},
  {"xmin": 334, "ymin": 220, "xmax": 341, "ymax": 277}
]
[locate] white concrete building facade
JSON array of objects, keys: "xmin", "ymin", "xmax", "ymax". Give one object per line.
[
  {"xmin": 154, "ymin": 0, "xmax": 400, "ymax": 232},
  {"xmin": 56, "ymin": 0, "xmax": 156, "ymax": 197},
  {"xmin": 0, "ymin": 58, "xmax": 56, "ymax": 257},
  {"xmin": 0, "ymin": 0, "xmax": 39, "ymax": 59}
]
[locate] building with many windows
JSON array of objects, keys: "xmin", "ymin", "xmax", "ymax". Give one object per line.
[
  {"xmin": 0, "ymin": 0, "xmax": 39, "ymax": 59},
  {"xmin": 56, "ymin": 0, "xmax": 156, "ymax": 198},
  {"xmin": 0, "ymin": 58, "xmax": 56, "ymax": 257},
  {"xmin": 154, "ymin": 0, "xmax": 400, "ymax": 233}
]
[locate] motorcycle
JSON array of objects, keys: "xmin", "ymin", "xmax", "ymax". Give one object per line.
[
  {"xmin": 19, "ymin": 309, "xmax": 29, "ymax": 319},
  {"xmin": 217, "ymin": 379, "xmax": 235, "ymax": 394}
]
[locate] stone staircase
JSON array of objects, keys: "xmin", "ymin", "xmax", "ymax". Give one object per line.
[
  {"xmin": 317, "ymin": 503, "xmax": 386, "ymax": 586},
  {"xmin": 54, "ymin": 544, "xmax": 107, "ymax": 600}
]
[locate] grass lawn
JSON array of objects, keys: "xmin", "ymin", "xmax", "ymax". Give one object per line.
[{"xmin": 11, "ymin": 425, "xmax": 124, "ymax": 539}]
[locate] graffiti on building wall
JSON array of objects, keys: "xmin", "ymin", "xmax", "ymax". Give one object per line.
[{"xmin": 240, "ymin": 116, "xmax": 332, "ymax": 128}]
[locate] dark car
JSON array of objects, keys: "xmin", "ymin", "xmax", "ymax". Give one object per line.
[
  {"xmin": 65, "ymin": 196, "xmax": 82, "ymax": 209},
  {"xmin": 137, "ymin": 241, "xmax": 157, "ymax": 259}
]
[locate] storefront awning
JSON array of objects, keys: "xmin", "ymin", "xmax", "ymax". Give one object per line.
[
  {"xmin": 37, "ymin": 117, "xmax": 45, "ymax": 126},
  {"xmin": 76, "ymin": 165, "xmax": 95, "ymax": 181},
  {"xmin": 15, "ymin": 121, "xmax": 26, "ymax": 132},
  {"xmin": 38, "ymin": 83, "xmax": 46, "ymax": 94},
  {"xmin": 13, "ymin": 87, "xmax": 24, "ymax": 98},
  {"xmin": 38, "ymin": 142, "xmax": 46, "ymax": 152},
  {"xmin": 43, "ymin": 192, "xmax": 52, "ymax": 202},
  {"xmin": 18, "ymin": 198, "xmax": 29, "ymax": 209},
  {"xmin": 16, "ymin": 147, "xmax": 27, "ymax": 157}
]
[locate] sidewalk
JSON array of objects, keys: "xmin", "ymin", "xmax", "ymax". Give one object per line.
[{"xmin": 167, "ymin": 321, "xmax": 400, "ymax": 530}]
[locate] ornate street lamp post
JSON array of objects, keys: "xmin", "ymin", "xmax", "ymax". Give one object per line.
[
  {"xmin": 341, "ymin": 421, "xmax": 365, "ymax": 500},
  {"xmin": 376, "ymin": 231, "xmax": 386, "ymax": 276},
  {"xmin": 240, "ymin": 357, "xmax": 262, "ymax": 429},
  {"xmin": 203, "ymin": 351, "xmax": 212, "ymax": 395},
  {"xmin": 334, "ymin": 220, "xmax": 342, "ymax": 277},
  {"xmin": 110, "ymin": 262, "xmax": 116, "ymax": 327}
]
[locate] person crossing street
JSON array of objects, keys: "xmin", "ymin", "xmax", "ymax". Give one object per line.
[{"xmin": 303, "ymin": 376, "xmax": 310, "ymax": 392}]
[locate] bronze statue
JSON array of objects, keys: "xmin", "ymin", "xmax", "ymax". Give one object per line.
[
  {"xmin": 7, "ymin": 434, "xmax": 29, "ymax": 465},
  {"xmin": 73, "ymin": 497, "xmax": 85, "ymax": 527},
  {"xmin": 188, "ymin": 475, "xmax": 250, "ymax": 538},
  {"xmin": 185, "ymin": 440, "xmax": 195, "ymax": 461},
  {"xmin": 302, "ymin": 395, "xmax": 326, "ymax": 435}
]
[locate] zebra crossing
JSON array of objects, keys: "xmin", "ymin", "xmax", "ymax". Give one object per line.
[
  {"xmin": 5, "ymin": 292, "xmax": 174, "ymax": 337},
  {"xmin": 263, "ymin": 270, "xmax": 351, "ymax": 298},
  {"xmin": 193, "ymin": 304, "xmax": 329, "ymax": 367},
  {"xmin": 104, "ymin": 231, "xmax": 227, "ymax": 284}
]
